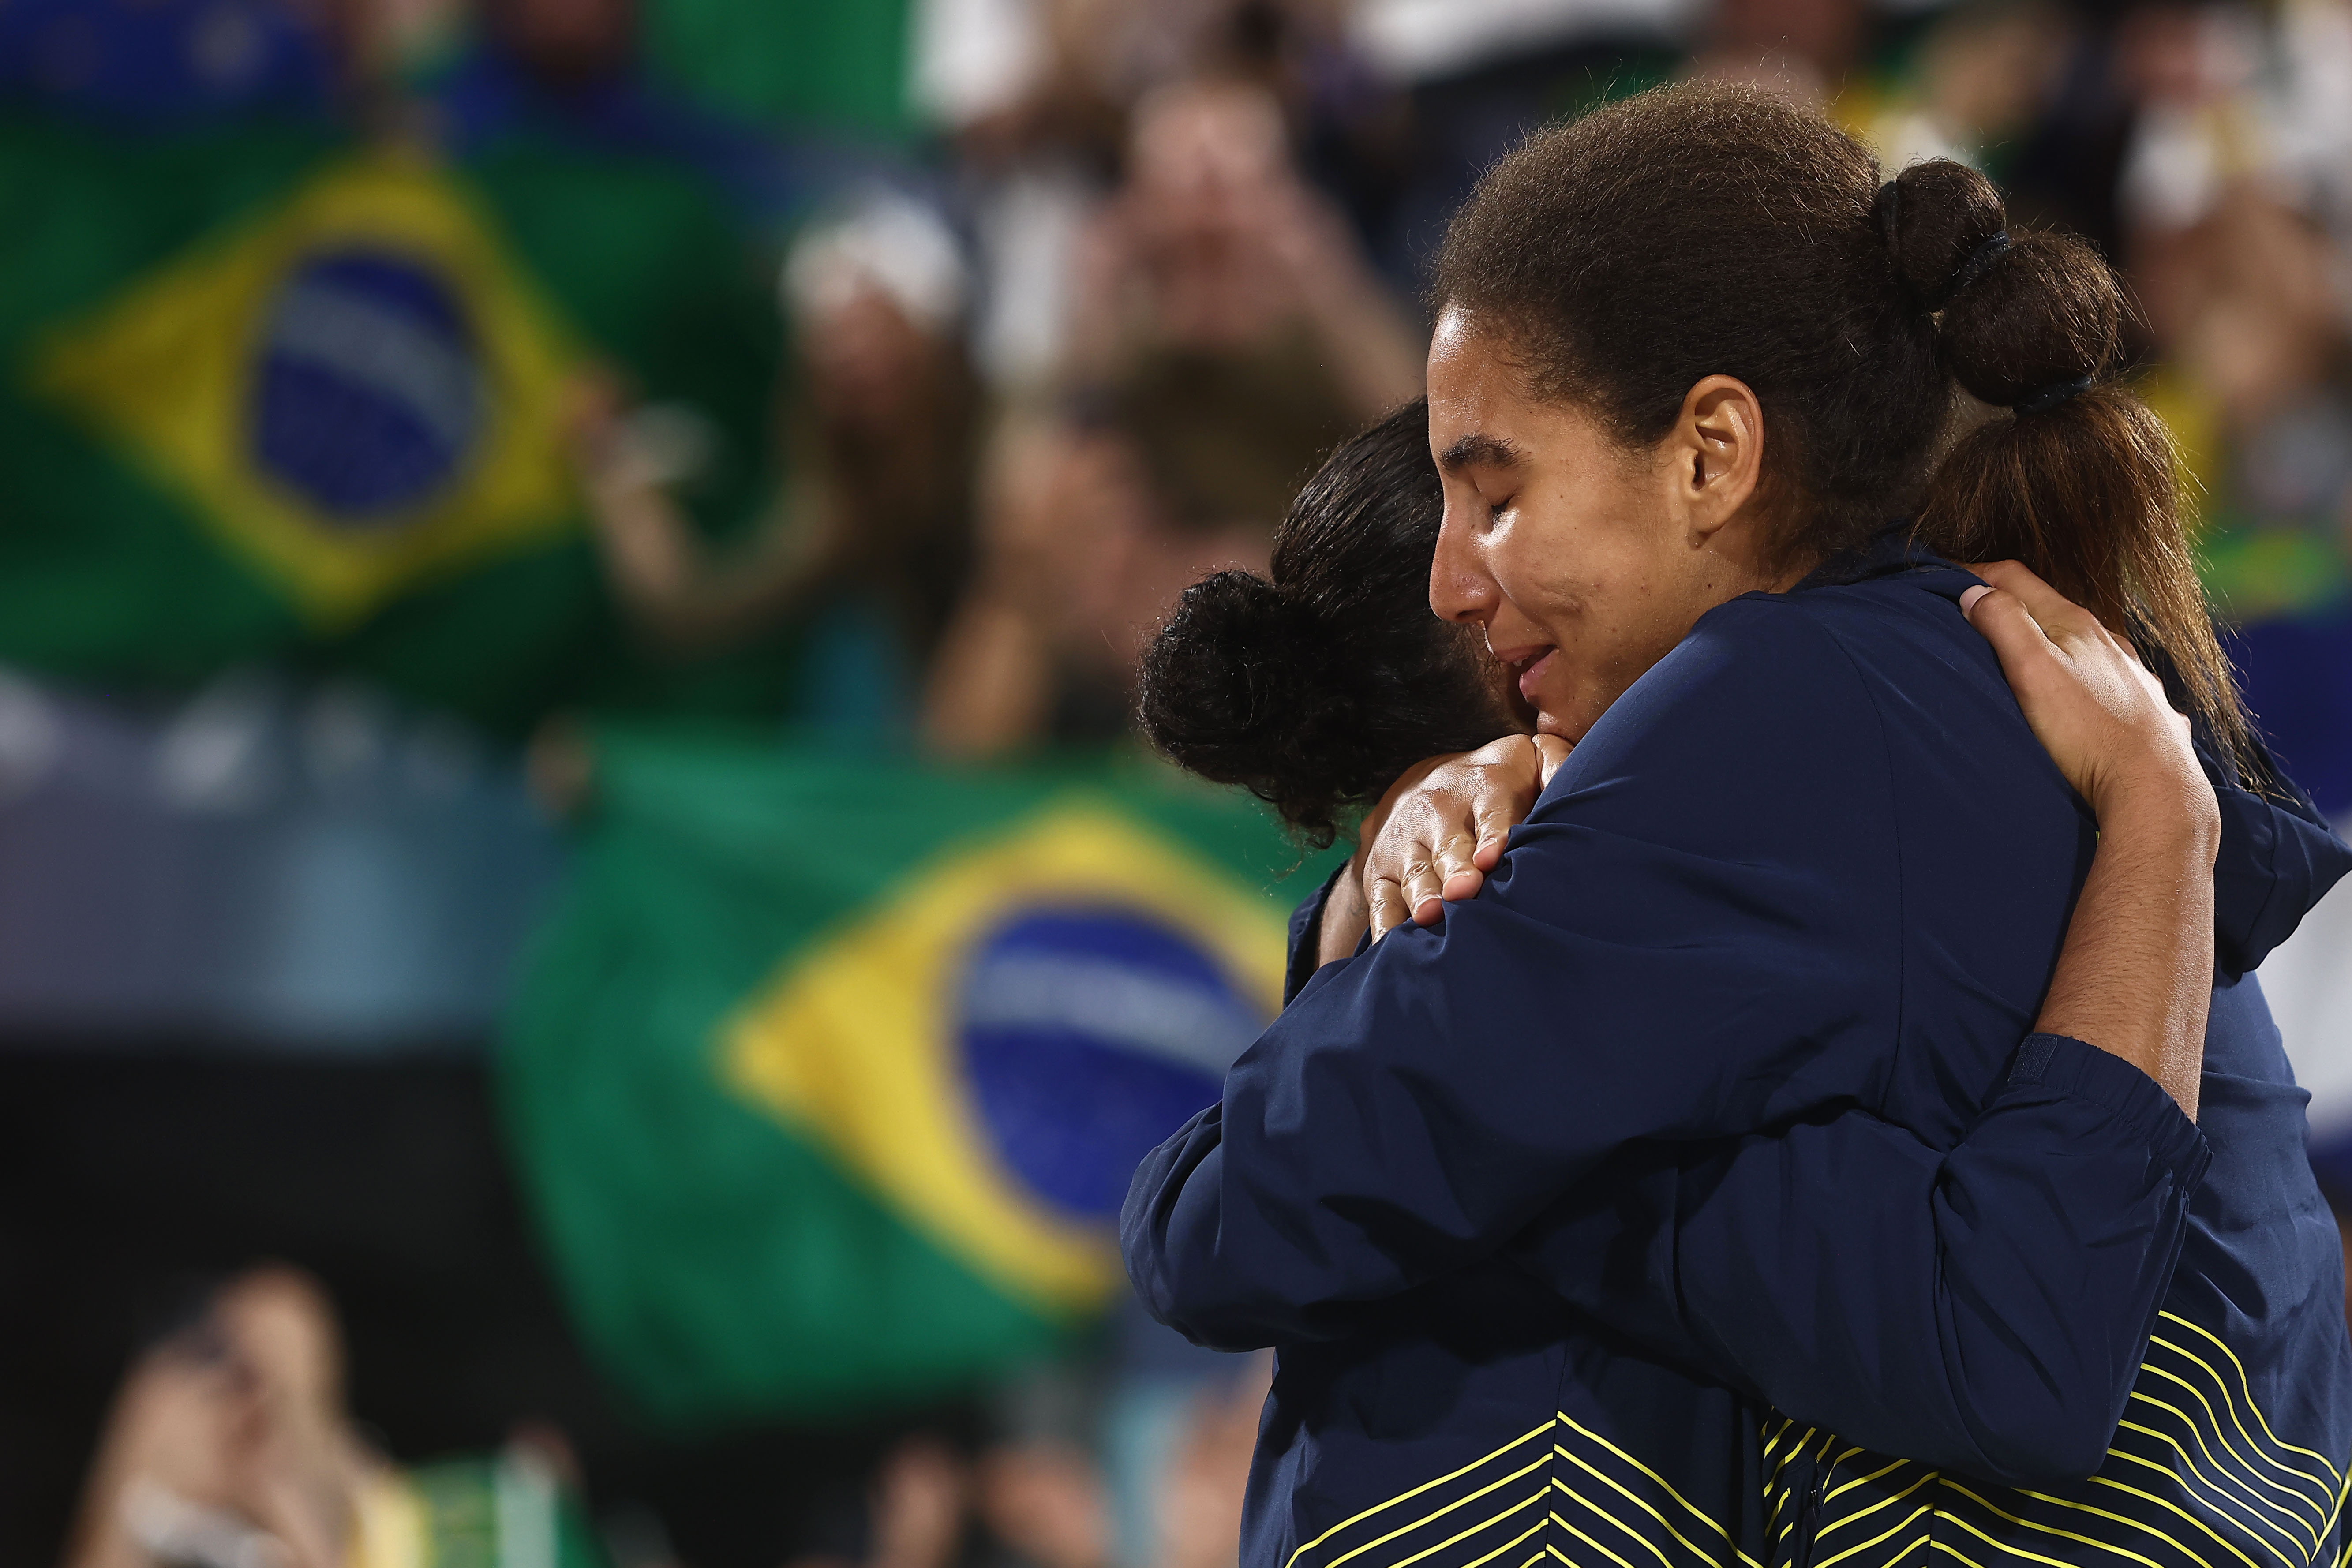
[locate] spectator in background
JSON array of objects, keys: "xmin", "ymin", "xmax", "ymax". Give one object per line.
[
  {"xmin": 570, "ymin": 196, "xmax": 981, "ymax": 740},
  {"xmin": 925, "ymin": 77, "xmax": 1421, "ymax": 759},
  {"xmin": 2100, "ymin": 0, "xmax": 2352, "ymax": 816},
  {"xmin": 1067, "ymin": 78, "xmax": 1424, "ymax": 489},
  {"xmin": 2137, "ymin": 184, "xmax": 2350, "ymax": 606},
  {"xmin": 66, "ymin": 1270, "xmax": 368, "ymax": 1568},
  {"xmin": 1687, "ymin": 0, "xmax": 1871, "ymax": 103},
  {"xmin": 1865, "ymin": 0, "xmax": 2074, "ymax": 170},
  {"xmin": 61, "ymin": 1269, "xmax": 594, "ymax": 1568}
]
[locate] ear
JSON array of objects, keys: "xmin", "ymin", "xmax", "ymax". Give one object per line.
[{"xmin": 1667, "ymin": 375, "xmax": 1764, "ymax": 543}]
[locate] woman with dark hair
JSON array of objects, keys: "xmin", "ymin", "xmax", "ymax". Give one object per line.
[
  {"xmin": 1122, "ymin": 86, "xmax": 2352, "ymax": 1568},
  {"xmin": 1138, "ymin": 399, "xmax": 1527, "ymax": 853}
]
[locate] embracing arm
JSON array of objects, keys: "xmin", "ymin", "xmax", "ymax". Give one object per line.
[
  {"xmin": 1526, "ymin": 1033, "xmax": 2206, "ymax": 1487},
  {"xmin": 1494, "ymin": 565, "xmax": 2220, "ymax": 1485},
  {"xmin": 1124, "ymin": 605, "xmax": 1936, "ymax": 1347},
  {"xmin": 1963, "ymin": 566, "xmax": 2217, "ymax": 1115},
  {"xmin": 1204, "ymin": 563, "xmax": 2221, "ymax": 1485},
  {"xmin": 1346, "ymin": 563, "xmax": 2217, "ymax": 1110}
]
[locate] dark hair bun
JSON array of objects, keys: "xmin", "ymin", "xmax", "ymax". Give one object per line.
[
  {"xmin": 1879, "ymin": 158, "xmax": 2122, "ymax": 408},
  {"xmin": 1138, "ymin": 399, "xmax": 1517, "ymax": 848},
  {"xmin": 1139, "ymin": 567, "xmax": 1326, "ymax": 795},
  {"xmin": 1876, "ymin": 158, "xmax": 2006, "ymax": 309},
  {"xmin": 1895, "ymin": 160, "xmax": 2251, "ymax": 779}
]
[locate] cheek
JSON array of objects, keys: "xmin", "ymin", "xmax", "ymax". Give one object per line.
[{"xmin": 1487, "ymin": 509, "xmax": 1607, "ymax": 635}]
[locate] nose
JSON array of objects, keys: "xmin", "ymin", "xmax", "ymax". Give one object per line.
[{"xmin": 1429, "ymin": 494, "xmax": 1497, "ymax": 626}]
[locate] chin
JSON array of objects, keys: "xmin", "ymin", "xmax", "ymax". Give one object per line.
[
  {"xmin": 1534, "ymin": 710, "xmax": 1585, "ymax": 742},
  {"xmin": 1501, "ymin": 686, "xmax": 1542, "ymax": 734}
]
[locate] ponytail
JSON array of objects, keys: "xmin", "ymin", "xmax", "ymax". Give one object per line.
[{"xmin": 1880, "ymin": 159, "xmax": 2256, "ymax": 782}]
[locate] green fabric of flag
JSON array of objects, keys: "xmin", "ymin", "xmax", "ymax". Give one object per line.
[
  {"xmin": 642, "ymin": 0, "xmax": 916, "ymax": 136},
  {"xmin": 0, "ymin": 111, "xmax": 786, "ymax": 732},
  {"xmin": 499, "ymin": 728, "xmax": 1341, "ymax": 1432}
]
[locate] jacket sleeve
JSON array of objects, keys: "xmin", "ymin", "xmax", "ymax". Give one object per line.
[
  {"xmin": 1516, "ymin": 1033, "xmax": 2210, "ymax": 1488},
  {"xmin": 1123, "ymin": 606, "xmax": 1955, "ymax": 1349}
]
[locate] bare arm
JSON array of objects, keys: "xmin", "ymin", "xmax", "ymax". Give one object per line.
[
  {"xmin": 919, "ymin": 413, "xmax": 1076, "ymax": 760},
  {"xmin": 1276, "ymin": 195, "xmax": 1425, "ymax": 420},
  {"xmin": 569, "ymin": 377, "xmax": 834, "ymax": 654}
]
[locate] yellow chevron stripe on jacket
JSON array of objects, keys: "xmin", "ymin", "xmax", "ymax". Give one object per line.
[
  {"xmin": 1289, "ymin": 1413, "xmax": 1765, "ymax": 1568},
  {"xmin": 1756, "ymin": 1321, "xmax": 2347, "ymax": 1568},
  {"xmin": 1283, "ymin": 1319, "xmax": 2341, "ymax": 1568}
]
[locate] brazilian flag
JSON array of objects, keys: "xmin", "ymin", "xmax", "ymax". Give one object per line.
[
  {"xmin": 360, "ymin": 1451, "xmax": 609, "ymax": 1568},
  {"xmin": 0, "ymin": 111, "xmax": 781, "ymax": 730},
  {"xmin": 500, "ymin": 730, "xmax": 1341, "ymax": 1431}
]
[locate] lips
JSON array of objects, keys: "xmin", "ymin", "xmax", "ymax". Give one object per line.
[{"xmin": 1514, "ymin": 648, "xmax": 1556, "ymax": 702}]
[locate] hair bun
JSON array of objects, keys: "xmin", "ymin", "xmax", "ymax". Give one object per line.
[
  {"xmin": 1877, "ymin": 159, "xmax": 2007, "ymax": 311},
  {"xmin": 1137, "ymin": 569, "xmax": 1326, "ymax": 788},
  {"xmin": 1878, "ymin": 158, "xmax": 2120, "ymax": 410}
]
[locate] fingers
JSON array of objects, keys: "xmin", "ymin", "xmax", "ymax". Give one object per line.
[
  {"xmin": 1533, "ymin": 734, "xmax": 1572, "ymax": 788},
  {"xmin": 1468, "ymin": 789, "xmax": 1516, "ymax": 872},
  {"xmin": 1397, "ymin": 846, "xmax": 1446, "ymax": 927},
  {"xmin": 1434, "ymin": 827, "xmax": 1486, "ymax": 903},
  {"xmin": 1961, "ymin": 582, "xmax": 2061, "ymax": 673},
  {"xmin": 1968, "ymin": 560, "xmax": 2102, "ymax": 642},
  {"xmin": 1359, "ymin": 737, "xmax": 1554, "ymax": 939},
  {"xmin": 1466, "ymin": 735, "xmax": 1547, "ymax": 870},
  {"xmin": 1367, "ymin": 873, "xmax": 1411, "ymax": 942}
]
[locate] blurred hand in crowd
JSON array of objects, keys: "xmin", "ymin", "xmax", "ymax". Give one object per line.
[
  {"xmin": 1156, "ymin": 1356, "xmax": 1273, "ymax": 1568},
  {"xmin": 1067, "ymin": 77, "xmax": 1421, "ymax": 420},
  {"xmin": 978, "ymin": 1441, "xmax": 1114, "ymax": 1568},
  {"xmin": 64, "ymin": 1269, "xmax": 375, "ymax": 1568},
  {"xmin": 567, "ymin": 198, "xmax": 980, "ymax": 664}
]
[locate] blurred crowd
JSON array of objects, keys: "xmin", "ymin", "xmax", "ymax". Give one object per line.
[
  {"xmin": 585, "ymin": 0, "xmax": 2352, "ymax": 797},
  {"xmin": 11, "ymin": 0, "xmax": 2352, "ymax": 1563}
]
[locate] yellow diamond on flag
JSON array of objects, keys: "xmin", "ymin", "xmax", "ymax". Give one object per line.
[
  {"xmin": 723, "ymin": 799, "xmax": 1289, "ymax": 1318},
  {"xmin": 31, "ymin": 154, "xmax": 581, "ymax": 628}
]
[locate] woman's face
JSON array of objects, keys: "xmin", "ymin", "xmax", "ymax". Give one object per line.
[{"xmin": 1425, "ymin": 308, "xmax": 1770, "ymax": 741}]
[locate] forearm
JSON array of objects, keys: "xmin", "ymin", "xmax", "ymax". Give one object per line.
[
  {"xmin": 921, "ymin": 589, "xmax": 1056, "ymax": 760},
  {"xmin": 2037, "ymin": 785, "xmax": 2219, "ymax": 1118},
  {"xmin": 587, "ymin": 474, "xmax": 703, "ymax": 614},
  {"xmin": 1302, "ymin": 272, "xmax": 1423, "ymax": 420},
  {"xmin": 588, "ymin": 468, "xmax": 844, "ymax": 653},
  {"xmin": 1524, "ymin": 1038, "xmax": 2209, "ymax": 1486}
]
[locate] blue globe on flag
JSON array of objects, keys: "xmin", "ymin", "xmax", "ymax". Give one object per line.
[
  {"xmin": 250, "ymin": 249, "xmax": 484, "ymax": 524},
  {"xmin": 958, "ymin": 905, "xmax": 1256, "ymax": 1220}
]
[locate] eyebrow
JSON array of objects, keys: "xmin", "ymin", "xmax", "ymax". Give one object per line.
[{"xmin": 1436, "ymin": 433, "xmax": 1526, "ymax": 473}]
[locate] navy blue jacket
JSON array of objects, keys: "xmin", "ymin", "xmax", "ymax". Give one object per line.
[{"xmin": 1124, "ymin": 542, "xmax": 2352, "ymax": 1568}]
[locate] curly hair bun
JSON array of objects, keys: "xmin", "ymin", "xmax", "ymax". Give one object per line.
[
  {"xmin": 1139, "ymin": 568, "xmax": 1326, "ymax": 792},
  {"xmin": 1138, "ymin": 399, "xmax": 1519, "ymax": 847}
]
